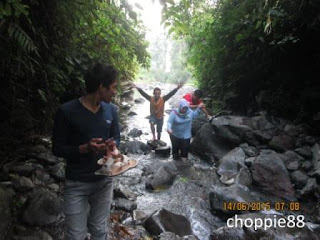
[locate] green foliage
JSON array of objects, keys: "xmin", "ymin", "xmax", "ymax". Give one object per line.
[
  {"xmin": 0, "ymin": 0, "xmax": 150, "ymax": 145},
  {"xmin": 162, "ymin": 0, "xmax": 320, "ymax": 119}
]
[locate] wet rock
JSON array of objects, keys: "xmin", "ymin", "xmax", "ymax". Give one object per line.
[
  {"xmin": 305, "ymin": 136, "xmax": 316, "ymax": 145},
  {"xmin": 235, "ymin": 166, "xmax": 252, "ymax": 186},
  {"xmin": 239, "ymin": 143, "xmax": 259, "ymax": 157},
  {"xmin": 159, "ymin": 232, "xmax": 180, "ymax": 240},
  {"xmin": 251, "ymin": 150, "xmax": 295, "ymax": 200},
  {"xmin": 133, "ymin": 210, "xmax": 153, "ymax": 224},
  {"xmin": 297, "ymin": 178, "xmax": 318, "ymax": 197},
  {"xmin": 134, "ymin": 97, "xmax": 145, "ymax": 104},
  {"xmin": 22, "ymin": 188, "xmax": 61, "ymax": 226},
  {"xmin": 121, "ymin": 89, "xmax": 134, "ymax": 99},
  {"xmin": 191, "ymin": 124, "xmax": 236, "ymax": 163},
  {"xmin": 312, "ymin": 144, "xmax": 320, "ymax": 179},
  {"xmin": 114, "ymin": 184, "xmax": 138, "ymax": 201},
  {"xmin": 47, "ymin": 183, "xmax": 59, "ymax": 191},
  {"xmin": 290, "ymin": 170, "xmax": 309, "ymax": 189},
  {"xmin": 120, "ymin": 102, "xmax": 131, "ymax": 111},
  {"xmin": 191, "ymin": 115, "xmax": 207, "ymax": 136},
  {"xmin": 244, "ymin": 157, "xmax": 256, "ymax": 168},
  {"xmin": 10, "ymin": 226, "xmax": 53, "ymax": 240},
  {"xmin": 210, "ymin": 226, "xmax": 245, "ymax": 240},
  {"xmin": 217, "ymin": 148, "xmax": 246, "ymax": 185},
  {"xmin": 113, "ymin": 198, "xmax": 137, "ymax": 212},
  {"xmin": 50, "ymin": 162, "xmax": 65, "ymax": 181},
  {"xmin": 128, "ymin": 128, "xmax": 143, "ymax": 138},
  {"xmin": 119, "ymin": 140, "xmax": 151, "ymax": 155},
  {"xmin": 284, "ymin": 124, "xmax": 300, "ymax": 137},
  {"xmin": 27, "ymin": 145, "xmax": 48, "ymax": 154},
  {"xmin": 31, "ymin": 168, "xmax": 52, "ymax": 185},
  {"xmin": 210, "ymin": 115, "xmax": 272, "ymax": 146},
  {"xmin": 155, "ymin": 146, "xmax": 171, "ymax": 157},
  {"xmin": 36, "ymin": 152, "xmax": 60, "ymax": 165},
  {"xmin": 128, "ymin": 111, "xmax": 137, "ymax": 116},
  {"xmin": 13, "ymin": 176, "xmax": 35, "ymax": 192},
  {"xmin": 143, "ymin": 209, "xmax": 192, "ymax": 237},
  {"xmin": 268, "ymin": 134, "xmax": 295, "ymax": 152},
  {"xmin": 295, "ymin": 146, "xmax": 312, "ymax": 159},
  {"xmin": 0, "ymin": 187, "xmax": 15, "ymax": 237},
  {"xmin": 209, "ymin": 184, "xmax": 260, "ymax": 215},
  {"xmin": 142, "ymin": 162, "xmax": 177, "ymax": 177},
  {"xmin": 301, "ymin": 161, "xmax": 313, "ymax": 171},
  {"xmin": 5, "ymin": 162, "xmax": 41, "ymax": 177},
  {"xmin": 145, "ymin": 165, "xmax": 177, "ymax": 191},
  {"xmin": 280, "ymin": 150, "xmax": 304, "ymax": 171}
]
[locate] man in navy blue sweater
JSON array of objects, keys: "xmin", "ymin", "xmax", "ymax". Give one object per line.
[{"xmin": 52, "ymin": 63, "xmax": 120, "ymax": 240}]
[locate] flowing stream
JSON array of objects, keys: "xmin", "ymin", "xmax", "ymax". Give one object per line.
[{"xmin": 116, "ymin": 83, "xmax": 224, "ymax": 240}]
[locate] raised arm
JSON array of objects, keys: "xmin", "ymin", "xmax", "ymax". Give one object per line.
[
  {"xmin": 163, "ymin": 83, "xmax": 183, "ymax": 101},
  {"xmin": 133, "ymin": 84, "xmax": 151, "ymax": 101}
]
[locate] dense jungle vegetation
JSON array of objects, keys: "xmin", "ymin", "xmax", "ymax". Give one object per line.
[
  {"xmin": 0, "ymin": 0, "xmax": 150, "ymax": 149},
  {"xmin": 162, "ymin": 0, "xmax": 320, "ymax": 121},
  {"xmin": 1, "ymin": 0, "xmax": 320, "ymax": 151}
]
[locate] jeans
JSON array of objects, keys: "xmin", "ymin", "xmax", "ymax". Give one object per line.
[
  {"xmin": 63, "ymin": 177, "xmax": 113, "ymax": 240},
  {"xmin": 149, "ymin": 115, "xmax": 164, "ymax": 133},
  {"xmin": 170, "ymin": 134, "xmax": 191, "ymax": 158}
]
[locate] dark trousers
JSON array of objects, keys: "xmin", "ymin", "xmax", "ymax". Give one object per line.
[{"xmin": 169, "ymin": 134, "xmax": 190, "ymax": 158}]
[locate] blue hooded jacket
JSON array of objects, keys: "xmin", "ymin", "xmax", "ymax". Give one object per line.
[{"xmin": 167, "ymin": 99, "xmax": 201, "ymax": 139}]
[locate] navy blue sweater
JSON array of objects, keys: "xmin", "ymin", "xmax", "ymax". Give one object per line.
[{"xmin": 52, "ymin": 99, "xmax": 120, "ymax": 182}]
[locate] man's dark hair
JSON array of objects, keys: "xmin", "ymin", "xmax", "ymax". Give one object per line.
[
  {"xmin": 194, "ymin": 89, "xmax": 203, "ymax": 98},
  {"xmin": 153, "ymin": 87, "xmax": 161, "ymax": 94},
  {"xmin": 84, "ymin": 63, "xmax": 118, "ymax": 93}
]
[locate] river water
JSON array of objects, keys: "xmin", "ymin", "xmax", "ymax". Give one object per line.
[{"xmin": 116, "ymin": 83, "xmax": 225, "ymax": 240}]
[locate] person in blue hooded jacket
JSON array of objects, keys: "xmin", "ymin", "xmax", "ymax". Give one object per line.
[{"xmin": 167, "ymin": 99, "xmax": 204, "ymax": 161}]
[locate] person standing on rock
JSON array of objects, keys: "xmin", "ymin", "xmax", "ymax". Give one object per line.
[
  {"xmin": 183, "ymin": 89, "xmax": 213, "ymax": 121},
  {"xmin": 132, "ymin": 83, "xmax": 183, "ymax": 141},
  {"xmin": 52, "ymin": 63, "xmax": 120, "ymax": 240},
  {"xmin": 167, "ymin": 99, "xmax": 204, "ymax": 161}
]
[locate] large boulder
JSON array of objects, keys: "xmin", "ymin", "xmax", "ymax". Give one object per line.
[
  {"xmin": 22, "ymin": 189, "xmax": 62, "ymax": 226},
  {"xmin": 268, "ymin": 134, "xmax": 295, "ymax": 152},
  {"xmin": 216, "ymin": 148, "xmax": 246, "ymax": 185},
  {"xmin": 251, "ymin": 150, "xmax": 295, "ymax": 200},
  {"xmin": 143, "ymin": 209, "xmax": 192, "ymax": 237},
  {"xmin": 210, "ymin": 116, "xmax": 273, "ymax": 146},
  {"xmin": 312, "ymin": 143, "xmax": 320, "ymax": 179},
  {"xmin": 190, "ymin": 124, "xmax": 236, "ymax": 163},
  {"xmin": 119, "ymin": 140, "xmax": 152, "ymax": 155},
  {"xmin": 209, "ymin": 184, "xmax": 261, "ymax": 215},
  {"xmin": 145, "ymin": 165, "xmax": 177, "ymax": 191},
  {"xmin": 0, "ymin": 187, "xmax": 15, "ymax": 237}
]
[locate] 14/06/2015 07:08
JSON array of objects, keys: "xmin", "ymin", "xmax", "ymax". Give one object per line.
[{"xmin": 223, "ymin": 202, "xmax": 301, "ymax": 211}]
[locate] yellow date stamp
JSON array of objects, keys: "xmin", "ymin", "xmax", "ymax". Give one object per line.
[{"xmin": 223, "ymin": 201, "xmax": 300, "ymax": 212}]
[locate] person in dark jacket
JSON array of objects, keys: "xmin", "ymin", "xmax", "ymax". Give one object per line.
[{"xmin": 52, "ymin": 63, "xmax": 119, "ymax": 240}]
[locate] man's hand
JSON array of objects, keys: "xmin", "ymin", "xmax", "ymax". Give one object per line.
[
  {"xmin": 198, "ymin": 103, "xmax": 205, "ymax": 109},
  {"xmin": 89, "ymin": 138, "xmax": 107, "ymax": 153},
  {"xmin": 177, "ymin": 82, "xmax": 184, "ymax": 89},
  {"xmin": 104, "ymin": 138, "xmax": 116, "ymax": 157},
  {"xmin": 131, "ymin": 83, "xmax": 138, "ymax": 89},
  {"xmin": 79, "ymin": 138, "xmax": 107, "ymax": 154},
  {"xmin": 167, "ymin": 129, "xmax": 173, "ymax": 135}
]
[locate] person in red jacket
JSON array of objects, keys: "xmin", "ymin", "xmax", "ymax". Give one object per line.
[{"xmin": 183, "ymin": 89, "xmax": 213, "ymax": 121}]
